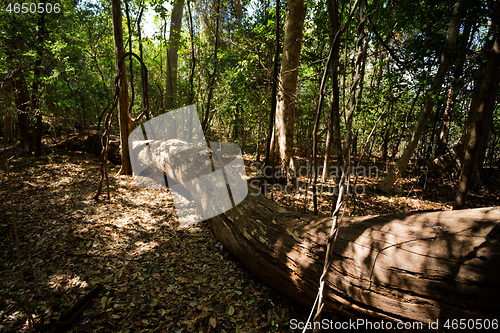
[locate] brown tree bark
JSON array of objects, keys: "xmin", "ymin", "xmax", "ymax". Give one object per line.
[
  {"xmin": 436, "ymin": 20, "xmax": 473, "ymax": 157},
  {"xmin": 137, "ymin": 5, "xmax": 149, "ymax": 121},
  {"xmin": 13, "ymin": 70, "xmax": 34, "ymax": 152},
  {"xmin": 187, "ymin": 0, "xmax": 196, "ymax": 105},
  {"xmin": 271, "ymin": 0, "xmax": 305, "ymax": 178},
  {"xmin": 32, "ymin": 12, "xmax": 46, "ymax": 158},
  {"xmin": 165, "ymin": 0, "xmax": 185, "ymax": 110},
  {"xmin": 111, "ymin": 0, "xmax": 133, "ymax": 175},
  {"xmin": 454, "ymin": 19, "xmax": 500, "ymax": 209},
  {"xmin": 379, "ymin": 0, "xmax": 463, "ymax": 194},
  {"xmin": 134, "ymin": 138, "xmax": 500, "ymax": 325},
  {"xmin": 264, "ymin": 0, "xmax": 281, "ymax": 176},
  {"xmin": 210, "ymin": 194, "xmax": 500, "ymax": 325},
  {"xmin": 476, "ymin": 87, "xmax": 497, "ymax": 177},
  {"xmin": 322, "ymin": 0, "xmax": 342, "ymax": 183},
  {"xmin": 1, "ymin": 78, "xmax": 14, "ymax": 144},
  {"xmin": 202, "ymin": 0, "xmax": 221, "ymax": 132}
]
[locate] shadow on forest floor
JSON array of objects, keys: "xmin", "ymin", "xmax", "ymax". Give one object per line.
[{"xmin": 0, "ymin": 139, "xmax": 498, "ymax": 332}]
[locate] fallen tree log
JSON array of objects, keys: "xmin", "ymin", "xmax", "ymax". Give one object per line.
[
  {"xmin": 134, "ymin": 139, "xmax": 500, "ymax": 327},
  {"xmin": 210, "ymin": 192, "xmax": 500, "ymax": 325}
]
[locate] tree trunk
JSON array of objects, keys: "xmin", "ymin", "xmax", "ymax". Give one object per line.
[
  {"xmin": 137, "ymin": 5, "xmax": 150, "ymax": 121},
  {"xmin": 454, "ymin": 17, "xmax": 500, "ymax": 209},
  {"xmin": 322, "ymin": 0, "xmax": 342, "ymax": 183},
  {"xmin": 1, "ymin": 78, "xmax": 14, "ymax": 144},
  {"xmin": 3, "ymin": 107, "xmax": 14, "ymax": 144},
  {"xmin": 165, "ymin": 0, "xmax": 185, "ymax": 110},
  {"xmin": 378, "ymin": 0, "xmax": 463, "ymax": 195},
  {"xmin": 264, "ymin": 0, "xmax": 281, "ymax": 174},
  {"xmin": 133, "ymin": 138, "xmax": 500, "ymax": 325},
  {"xmin": 13, "ymin": 70, "xmax": 34, "ymax": 152},
  {"xmin": 436, "ymin": 80, "xmax": 456, "ymax": 156},
  {"xmin": 111, "ymin": 0, "xmax": 133, "ymax": 175},
  {"xmin": 187, "ymin": 0, "xmax": 196, "ymax": 105},
  {"xmin": 202, "ymin": 0, "xmax": 221, "ymax": 132},
  {"xmin": 32, "ymin": 12, "xmax": 46, "ymax": 158},
  {"xmin": 476, "ymin": 87, "xmax": 497, "ymax": 178},
  {"xmin": 431, "ymin": 25, "xmax": 493, "ymax": 181},
  {"xmin": 271, "ymin": 0, "xmax": 305, "ymax": 178},
  {"xmin": 436, "ymin": 19, "xmax": 473, "ymax": 157}
]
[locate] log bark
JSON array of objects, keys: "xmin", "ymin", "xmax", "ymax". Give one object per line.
[
  {"xmin": 135, "ymin": 139, "xmax": 500, "ymax": 326},
  {"xmin": 209, "ymin": 193, "xmax": 500, "ymax": 324}
]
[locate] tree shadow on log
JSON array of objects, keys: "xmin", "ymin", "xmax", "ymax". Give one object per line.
[{"xmin": 208, "ymin": 186, "xmax": 500, "ymax": 327}]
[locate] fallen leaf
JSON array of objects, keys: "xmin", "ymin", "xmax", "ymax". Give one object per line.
[{"xmin": 286, "ymin": 228, "xmax": 301, "ymax": 242}]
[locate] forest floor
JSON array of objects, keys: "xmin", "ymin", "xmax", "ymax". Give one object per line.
[{"xmin": 1, "ymin": 137, "xmax": 499, "ymax": 333}]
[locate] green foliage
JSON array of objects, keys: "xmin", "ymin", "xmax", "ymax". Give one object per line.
[{"xmin": 1, "ymin": 0, "xmax": 497, "ymax": 168}]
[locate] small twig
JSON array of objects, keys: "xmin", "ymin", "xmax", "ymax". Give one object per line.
[{"xmin": 95, "ymin": 78, "xmax": 119, "ymax": 201}]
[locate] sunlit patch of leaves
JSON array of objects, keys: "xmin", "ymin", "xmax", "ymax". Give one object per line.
[{"xmin": 0, "ymin": 145, "xmax": 304, "ymax": 332}]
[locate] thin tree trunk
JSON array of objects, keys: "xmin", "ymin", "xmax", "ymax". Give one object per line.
[
  {"xmin": 436, "ymin": 19, "xmax": 473, "ymax": 156},
  {"xmin": 378, "ymin": 0, "xmax": 463, "ymax": 194},
  {"xmin": 166, "ymin": 0, "xmax": 185, "ymax": 110},
  {"xmin": 13, "ymin": 71, "xmax": 33, "ymax": 151},
  {"xmin": 202, "ymin": 0, "xmax": 221, "ymax": 132},
  {"xmin": 1, "ymin": 78, "xmax": 14, "ymax": 144},
  {"xmin": 476, "ymin": 87, "xmax": 497, "ymax": 178},
  {"xmin": 322, "ymin": 0, "xmax": 342, "ymax": 183},
  {"xmin": 382, "ymin": 103, "xmax": 394, "ymax": 165},
  {"xmin": 187, "ymin": 0, "xmax": 196, "ymax": 105},
  {"xmin": 137, "ymin": 4, "xmax": 150, "ymax": 121},
  {"xmin": 111, "ymin": 0, "xmax": 133, "ymax": 175},
  {"xmin": 32, "ymin": 13, "xmax": 46, "ymax": 157},
  {"xmin": 312, "ymin": 0, "xmax": 362, "ymax": 213},
  {"xmin": 264, "ymin": 0, "xmax": 281, "ymax": 174},
  {"xmin": 124, "ymin": 0, "xmax": 136, "ymax": 119},
  {"xmin": 454, "ymin": 16, "xmax": 500, "ymax": 209}
]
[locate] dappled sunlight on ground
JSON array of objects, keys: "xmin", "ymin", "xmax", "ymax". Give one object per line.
[{"xmin": 0, "ymin": 145, "xmax": 307, "ymax": 332}]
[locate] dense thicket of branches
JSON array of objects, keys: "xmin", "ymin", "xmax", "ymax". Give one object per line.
[{"xmin": 2, "ymin": 0, "xmax": 498, "ymax": 184}]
